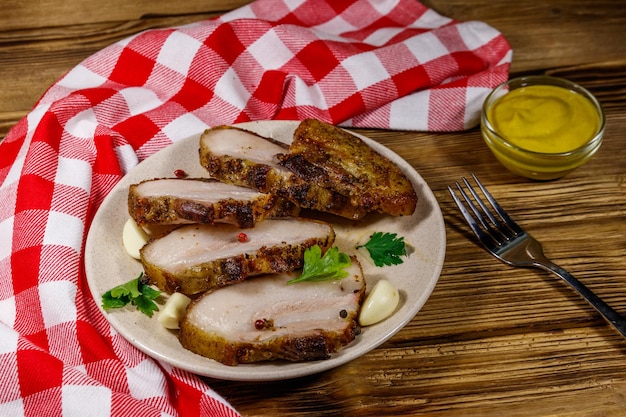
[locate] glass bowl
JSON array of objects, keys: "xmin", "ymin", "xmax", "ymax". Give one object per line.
[{"xmin": 481, "ymin": 75, "xmax": 605, "ymax": 180}]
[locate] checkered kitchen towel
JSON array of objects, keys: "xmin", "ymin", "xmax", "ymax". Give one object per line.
[{"xmin": 0, "ymin": 0, "xmax": 511, "ymax": 415}]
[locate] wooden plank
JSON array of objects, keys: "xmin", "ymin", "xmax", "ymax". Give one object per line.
[
  {"xmin": 0, "ymin": 0, "xmax": 250, "ymax": 30},
  {"xmin": 210, "ymin": 327, "xmax": 626, "ymax": 416}
]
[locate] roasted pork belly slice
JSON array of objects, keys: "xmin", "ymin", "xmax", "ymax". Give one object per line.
[
  {"xmin": 140, "ymin": 218, "xmax": 335, "ymax": 296},
  {"xmin": 280, "ymin": 119, "xmax": 418, "ymax": 216},
  {"xmin": 199, "ymin": 126, "xmax": 368, "ymax": 220},
  {"xmin": 179, "ymin": 259, "xmax": 365, "ymax": 365},
  {"xmin": 128, "ymin": 178, "xmax": 295, "ymax": 229}
]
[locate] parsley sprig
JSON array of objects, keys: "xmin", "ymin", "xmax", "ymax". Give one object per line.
[
  {"xmin": 101, "ymin": 273, "xmax": 161, "ymax": 317},
  {"xmin": 287, "ymin": 246, "xmax": 352, "ymax": 284},
  {"xmin": 357, "ymin": 232, "xmax": 407, "ymax": 267}
]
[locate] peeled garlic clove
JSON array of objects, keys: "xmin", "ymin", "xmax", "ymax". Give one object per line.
[
  {"xmin": 358, "ymin": 279, "xmax": 399, "ymax": 326},
  {"xmin": 158, "ymin": 292, "xmax": 192, "ymax": 329},
  {"xmin": 122, "ymin": 218, "xmax": 149, "ymax": 259}
]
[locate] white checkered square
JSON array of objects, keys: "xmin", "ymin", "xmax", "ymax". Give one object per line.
[
  {"xmin": 119, "ymin": 87, "xmax": 162, "ymax": 116},
  {"xmin": 55, "ymin": 156, "xmax": 91, "ymax": 192},
  {"xmin": 214, "ymin": 68, "xmax": 250, "ymax": 111},
  {"xmin": 389, "ymin": 89, "xmax": 432, "ymax": 131},
  {"xmin": 0, "ymin": 316, "xmax": 18, "ymax": 351},
  {"xmin": 0, "ymin": 398, "xmax": 23, "ymax": 417},
  {"xmin": 126, "ymin": 359, "xmax": 168, "ymax": 400},
  {"xmin": 58, "ymin": 64, "xmax": 108, "ymax": 90},
  {"xmin": 62, "ymin": 385, "xmax": 112, "ymax": 417},
  {"xmin": 464, "ymin": 86, "xmax": 491, "ymax": 128},
  {"xmin": 248, "ymin": 29, "xmax": 295, "ymax": 70},
  {"xmin": 39, "ymin": 281, "xmax": 77, "ymax": 328},
  {"xmin": 26, "ymin": 104, "xmax": 50, "ymax": 135},
  {"xmin": 405, "ymin": 31, "xmax": 449, "ymax": 63},
  {"xmin": 156, "ymin": 31, "xmax": 203, "ymax": 75},
  {"xmin": 341, "ymin": 52, "xmax": 389, "ymax": 91},
  {"xmin": 0, "ymin": 146, "xmax": 28, "ymax": 193},
  {"xmin": 291, "ymin": 77, "xmax": 328, "ymax": 109},
  {"xmin": 411, "ymin": 8, "xmax": 453, "ymax": 30},
  {"xmin": 2, "ymin": 154, "xmax": 24, "ymax": 190},
  {"xmin": 64, "ymin": 108, "xmax": 98, "ymax": 140},
  {"xmin": 0, "ymin": 216, "xmax": 14, "ymax": 261},
  {"xmin": 458, "ymin": 21, "xmax": 499, "ymax": 51},
  {"xmin": 43, "ymin": 211, "xmax": 84, "ymax": 253},
  {"xmin": 369, "ymin": 0, "xmax": 396, "ymax": 16},
  {"xmin": 162, "ymin": 112, "xmax": 208, "ymax": 142}
]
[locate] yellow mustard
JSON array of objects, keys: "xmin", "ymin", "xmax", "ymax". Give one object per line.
[{"xmin": 487, "ymin": 85, "xmax": 599, "ymax": 153}]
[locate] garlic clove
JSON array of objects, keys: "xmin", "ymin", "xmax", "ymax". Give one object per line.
[
  {"xmin": 157, "ymin": 292, "xmax": 192, "ymax": 329},
  {"xmin": 358, "ymin": 279, "xmax": 399, "ymax": 326},
  {"xmin": 122, "ymin": 218, "xmax": 149, "ymax": 260}
]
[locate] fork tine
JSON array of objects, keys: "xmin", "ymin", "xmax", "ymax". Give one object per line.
[
  {"xmin": 470, "ymin": 173, "xmax": 524, "ymax": 235},
  {"xmin": 461, "ymin": 177, "xmax": 500, "ymax": 229},
  {"xmin": 454, "ymin": 180, "xmax": 492, "ymax": 232},
  {"xmin": 449, "ymin": 174, "xmax": 527, "ymax": 249},
  {"xmin": 447, "ymin": 183, "xmax": 499, "ymax": 249},
  {"xmin": 459, "ymin": 176, "xmax": 515, "ymax": 242}
]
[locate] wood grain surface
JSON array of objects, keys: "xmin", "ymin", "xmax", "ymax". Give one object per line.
[{"xmin": 3, "ymin": 1, "xmax": 626, "ymax": 416}]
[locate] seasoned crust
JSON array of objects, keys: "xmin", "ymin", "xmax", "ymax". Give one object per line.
[
  {"xmin": 178, "ymin": 260, "xmax": 365, "ymax": 365},
  {"xmin": 281, "ymin": 119, "xmax": 418, "ymax": 216},
  {"xmin": 128, "ymin": 178, "xmax": 278, "ymax": 229},
  {"xmin": 179, "ymin": 326, "xmax": 360, "ymax": 365},
  {"xmin": 139, "ymin": 219, "xmax": 336, "ymax": 296},
  {"xmin": 199, "ymin": 125, "xmax": 369, "ymax": 220}
]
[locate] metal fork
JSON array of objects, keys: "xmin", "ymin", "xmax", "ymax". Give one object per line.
[{"xmin": 448, "ymin": 173, "xmax": 626, "ymax": 338}]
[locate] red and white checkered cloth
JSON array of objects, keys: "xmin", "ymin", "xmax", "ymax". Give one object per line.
[{"xmin": 0, "ymin": 0, "xmax": 511, "ymax": 415}]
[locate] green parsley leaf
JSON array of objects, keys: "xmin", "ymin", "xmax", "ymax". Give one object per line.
[
  {"xmin": 101, "ymin": 273, "xmax": 161, "ymax": 317},
  {"xmin": 357, "ymin": 232, "xmax": 407, "ymax": 267},
  {"xmin": 287, "ymin": 246, "xmax": 352, "ymax": 284}
]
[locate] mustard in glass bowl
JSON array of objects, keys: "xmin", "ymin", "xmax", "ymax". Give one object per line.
[{"xmin": 481, "ymin": 75, "xmax": 605, "ymax": 180}]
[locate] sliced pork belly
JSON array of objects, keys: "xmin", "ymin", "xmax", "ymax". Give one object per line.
[
  {"xmin": 140, "ymin": 218, "xmax": 335, "ymax": 296},
  {"xmin": 179, "ymin": 259, "xmax": 365, "ymax": 365},
  {"xmin": 281, "ymin": 119, "xmax": 418, "ymax": 216},
  {"xmin": 128, "ymin": 178, "xmax": 296, "ymax": 229},
  {"xmin": 198, "ymin": 126, "xmax": 368, "ymax": 220}
]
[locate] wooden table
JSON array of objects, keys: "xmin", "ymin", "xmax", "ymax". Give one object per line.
[{"xmin": 3, "ymin": 1, "xmax": 626, "ymax": 415}]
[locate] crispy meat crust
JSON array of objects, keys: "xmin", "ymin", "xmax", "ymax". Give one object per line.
[
  {"xmin": 281, "ymin": 119, "xmax": 418, "ymax": 216},
  {"xmin": 179, "ymin": 325, "xmax": 361, "ymax": 365},
  {"xmin": 199, "ymin": 126, "xmax": 369, "ymax": 220},
  {"xmin": 178, "ymin": 259, "xmax": 365, "ymax": 365},
  {"xmin": 140, "ymin": 221, "xmax": 335, "ymax": 296},
  {"xmin": 128, "ymin": 178, "xmax": 278, "ymax": 229}
]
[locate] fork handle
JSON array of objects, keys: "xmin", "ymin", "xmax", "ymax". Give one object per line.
[{"xmin": 539, "ymin": 261, "xmax": 626, "ymax": 338}]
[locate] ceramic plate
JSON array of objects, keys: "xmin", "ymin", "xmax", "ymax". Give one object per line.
[{"xmin": 85, "ymin": 120, "xmax": 446, "ymax": 381}]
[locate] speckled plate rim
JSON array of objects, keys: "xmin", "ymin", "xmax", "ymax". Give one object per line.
[{"xmin": 84, "ymin": 120, "xmax": 446, "ymax": 381}]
